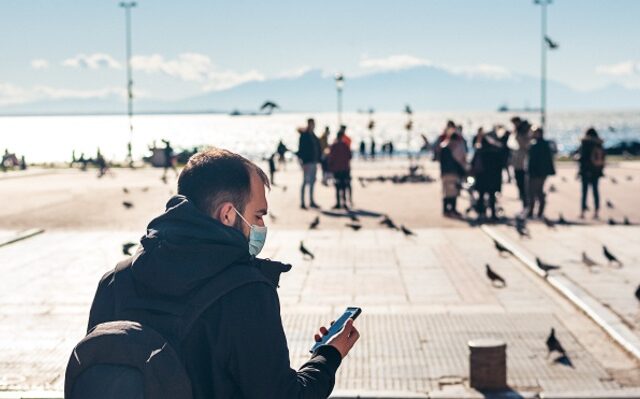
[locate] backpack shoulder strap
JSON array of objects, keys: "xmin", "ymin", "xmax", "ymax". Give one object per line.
[{"xmin": 177, "ymin": 265, "xmax": 270, "ymax": 341}]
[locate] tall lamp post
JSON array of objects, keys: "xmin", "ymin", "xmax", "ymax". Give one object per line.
[
  {"xmin": 120, "ymin": 1, "xmax": 136, "ymax": 165},
  {"xmin": 534, "ymin": 0, "xmax": 553, "ymax": 134},
  {"xmin": 335, "ymin": 73, "xmax": 344, "ymax": 127}
]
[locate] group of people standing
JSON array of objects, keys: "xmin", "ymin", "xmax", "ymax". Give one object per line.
[
  {"xmin": 434, "ymin": 116, "xmax": 605, "ymax": 221},
  {"xmin": 296, "ymin": 118, "xmax": 353, "ymax": 210}
]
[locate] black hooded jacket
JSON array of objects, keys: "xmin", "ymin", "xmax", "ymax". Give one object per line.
[{"xmin": 87, "ymin": 195, "xmax": 342, "ymax": 399}]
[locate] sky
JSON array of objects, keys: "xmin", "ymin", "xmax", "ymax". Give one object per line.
[{"xmin": 1, "ymin": 0, "xmax": 639, "ymax": 107}]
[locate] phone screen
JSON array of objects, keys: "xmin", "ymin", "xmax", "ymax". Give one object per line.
[{"xmin": 310, "ymin": 307, "xmax": 361, "ymax": 353}]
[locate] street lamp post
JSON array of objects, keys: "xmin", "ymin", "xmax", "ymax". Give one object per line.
[
  {"xmin": 535, "ymin": 0, "xmax": 551, "ymax": 133},
  {"xmin": 120, "ymin": 1, "xmax": 136, "ymax": 165},
  {"xmin": 335, "ymin": 73, "xmax": 344, "ymax": 127}
]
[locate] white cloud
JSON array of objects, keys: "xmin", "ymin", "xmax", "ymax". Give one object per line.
[
  {"xmin": 276, "ymin": 66, "xmax": 313, "ymax": 79},
  {"xmin": 30, "ymin": 59, "xmax": 50, "ymax": 70},
  {"xmin": 359, "ymin": 54, "xmax": 432, "ymax": 72},
  {"xmin": 62, "ymin": 53, "xmax": 122, "ymax": 70},
  {"xmin": 131, "ymin": 52, "xmax": 265, "ymax": 91},
  {"xmin": 596, "ymin": 60, "xmax": 640, "ymax": 77},
  {"xmin": 446, "ymin": 63, "xmax": 512, "ymax": 80},
  {"xmin": 0, "ymin": 82, "xmax": 125, "ymax": 106}
]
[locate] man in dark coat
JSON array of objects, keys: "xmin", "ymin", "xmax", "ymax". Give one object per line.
[
  {"xmin": 471, "ymin": 129, "xmax": 506, "ymax": 220},
  {"xmin": 86, "ymin": 148, "xmax": 360, "ymax": 398},
  {"xmin": 527, "ymin": 127, "xmax": 556, "ymax": 218},
  {"xmin": 297, "ymin": 119, "xmax": 322, "ymax": 209}
]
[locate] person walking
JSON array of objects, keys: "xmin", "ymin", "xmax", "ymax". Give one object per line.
[
  {"xmin": 576, "ymin": 127, "xmax": 605, "ymax": 219},
  {"xmin": 327, "ymin": 128, "xmax": 352, "ymax": 209},
  {"xmin": 439, "ymin": 126, "xmax": 467, "ymax": 216},
  {"xmin": 527, "ymin": 127, "xmax": 555, "ymax": 218},
  {"xmin": 471, "ymin": 128, "xmax": 505, "ymax": 221},
  {"xmin": 296, "ymin": 118, "xmax": 322, "ymax": 209},
  {"xmin": 71, "ymin": 149, "xmax": 359, "ymax": 399}
]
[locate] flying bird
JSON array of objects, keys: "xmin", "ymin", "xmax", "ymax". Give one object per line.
[
  {"xmin": 546, "ymin": 328, "xmax": 567, "ymax": 357},
  {"xmin": 260, "ymin": 100, "xmax": 280, "ymax": 115},
  {"xmin": 404, "ymin": 104, "xmax": 413, "ymax": 115},
  {"xmin": 602, "ymin": 246, "xmax": 622, "ymax": 266},
  {"xmin": 493, "ymin": 239, "xmax": 513, "ymax": 256},
  {"xmin": 606, "ymin": 200, "xmax": 614, "ymax": 209},
  {"xmin": 536, "ymin": 257, "xmax": 561, "ymax": 274},
  {"xmin": 485, "ymin": 264, "xmax": 506, "ymax": 287},
  {"xmin": 122, "ymin": 201, "xmax": 134, "ymax": 209},
  {"xmin": 299, "ymin": 241, "xmax": 315, "ymax": 260},
  {"xmin": 122, "ymin": 187, "xmax": 129, "ymax": 194},
  {"xmin": 122, "ymin": 242, "xmax": 136, "ymax": 256},
  {"xmin": 544, "ymin": 36, "xmax": 559, "ymax": 49},
  {"xmin": 346, "ymin": 223, "xmax": 362, "ymax": 231},
  {"xmin": 401, "ymin": 225, "xmax": 416, "ymax": 236},
  {"xmin": 581, "ymin": 251, "xmax": 598, "ymax": 269},
  {"xmin": 309, "ymin": 216, "xmax": 320, "ymax": 230}
]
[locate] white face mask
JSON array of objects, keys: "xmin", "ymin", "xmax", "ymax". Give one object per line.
[{"xmin": 233, "ymin": 208, "xmax": 268, "ymax": 257}]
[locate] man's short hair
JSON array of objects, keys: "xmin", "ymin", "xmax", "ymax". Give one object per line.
[{"xmin": 178, "ymin": 148, "xmax": 270, "ymax": 216}]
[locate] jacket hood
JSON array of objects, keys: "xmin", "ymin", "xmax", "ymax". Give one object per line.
[{"xmin": 130, "ymin": 195, "xmax": 290, "ymax": 297}]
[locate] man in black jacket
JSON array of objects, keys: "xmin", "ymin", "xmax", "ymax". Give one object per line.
[
  {"xmin": 87, "ymin": 148, "xmax": 359, "ymax": 398},
  {"xmin": 527, "ymin": 127, "xmax": 556, "ymax": 218},
  {"xmin": 297, "ymin": 118, "xmax": 322, "ymax": 209}
]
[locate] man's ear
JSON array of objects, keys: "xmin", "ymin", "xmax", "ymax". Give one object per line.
[{"xmin": 217, "ymin": 202, "xmax": 236, "ymax": 227}]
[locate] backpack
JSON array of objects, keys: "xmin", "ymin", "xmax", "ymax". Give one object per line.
[{"xmin": 65, "ymin": 258, "xmax": 269, "ymax": 399}]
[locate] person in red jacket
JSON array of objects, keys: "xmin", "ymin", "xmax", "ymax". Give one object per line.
[{"xmin": 327, "ymin": 128, "xmax": 352, "ymax": 209}]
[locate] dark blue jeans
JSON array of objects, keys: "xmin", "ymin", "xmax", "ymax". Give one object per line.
[{"xmin": 581, "ymin": 176, "xmax": 600, "ymax": 211}]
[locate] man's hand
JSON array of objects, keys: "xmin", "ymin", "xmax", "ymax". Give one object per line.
[{"xmin": 313, "ymin": 318, "xmax": 360, "ymax": 359}]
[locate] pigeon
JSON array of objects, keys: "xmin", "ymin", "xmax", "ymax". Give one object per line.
[
  {"xmin": 515, "ymin": 219, "xmax": 530, "ymax": 238},
  {"xmin": 606, "ymin": 200, "xmax": 614, "ymax": 209},
  {"xmin": 610, "ymin": 176, "xmax": 618, "ymax": 184},
  {"xmin": 122, "ymin": 242, "xmax": 136, "ymax": 256},
  {"xmin": 309, "ymin": 216, "xmax": 320, "ymax": 230},
  {"xmin": 603, "ymin": 246, "xmax": 622, "ymax": 266},
  {"xmin": 380, "ymin": 215, "xmax": 399, "ymax": 230},
  {"xmin": 543, "ymin": 217, "xmax": 556, "ymax": 228},
  {"xmin": 557, "ymin": 213, "xmax": 568, "ymax": 225},
  {"xmin": 549, "ymin": 184, "xmax": 557, "ymax": 193},
  {"xmin": 608, "ymin": 218, "xmax": 617, "ymax": 226},
  {"xmin": 141, "ymin": 187, "xmax": 149, "ymax": 192},
  {"xmin": 400, "ymin": 225, "xmax": 416, "ymax": 236},
  {"xmin": 122, "ymin": 201, "xmax": 134, "ymax": 209},
  {"xmin": 346, "ymin": 223, "xmax": 362, "ymax": 231},
  {"xmin": 623, "ymin": 216, "xmax": 631, "ymax": 226},
  {"xmin": 544, "ymin": 36, "xmax": 559, "ymax": 49},
  {"xmin": 536, "ymin": 257, "xmax": 561, "ymax": 274},
  {"xmin": 581, "ymin": 251, "xmax": 598, "ymax": 269},
  {"xmin": 122, "ymin": 187, "xmax": 129, "ymax": 194},
  {"xmin": 546, "ymin": 328, "xmax": 567, "ymax": 357},
  {"xmin": 635, "ymin": 285, "xmax": 640, "ymax": 302},
  {"xmin": 485, "ymin": 264, "xmax": 506, "ymax": 287},
  {"xmin": 494, "ymin": 239, "xmax": 513, "ymax": 256},
  {"xmin": 299, "ymin": 241, "xmax": 315, "ymax": 260}
]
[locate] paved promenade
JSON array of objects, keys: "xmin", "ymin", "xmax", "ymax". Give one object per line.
[{"xmin": 0, "ymin": 159, "xmax": 639, "ymax": 398}]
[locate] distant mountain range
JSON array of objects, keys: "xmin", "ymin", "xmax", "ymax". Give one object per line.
[{"xmin": 1, "ymin": 66, "xmax": 639, "ymax": 115}]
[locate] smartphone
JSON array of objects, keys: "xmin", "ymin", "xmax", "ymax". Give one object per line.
[{"xmin": 310, "ymin": 307, "xmax": 362, "ymax": 353}]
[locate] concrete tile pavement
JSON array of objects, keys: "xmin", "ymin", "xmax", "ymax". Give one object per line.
[{"xmin": 1, "ymin": 227, "xmax": 638, "ymax": 396}]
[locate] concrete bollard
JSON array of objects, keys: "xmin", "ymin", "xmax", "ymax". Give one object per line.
[{"xmin": 468, "ymin": 338, "xmax": 507, "ymax": 390}]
